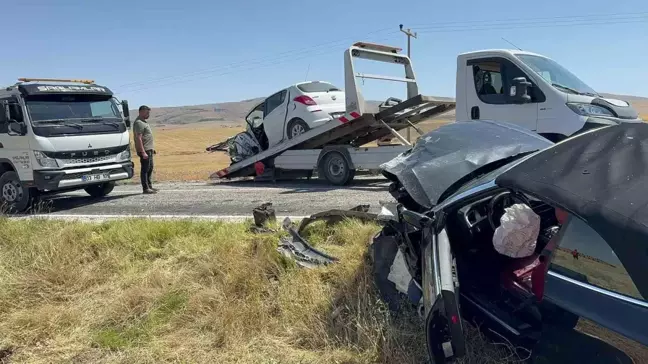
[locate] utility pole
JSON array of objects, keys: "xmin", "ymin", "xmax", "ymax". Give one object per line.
[{"xmin": 399, "ymin": 24, "xmax": 417, "ymax": 142}]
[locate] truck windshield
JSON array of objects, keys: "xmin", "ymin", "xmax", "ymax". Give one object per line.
[
  {"xmin": 515, "ymin": 54, "xmax": 599, "ymax": 96},
  {"xmin": 25, "ymin": 97, "xmax": 121, "ymax": 124}
]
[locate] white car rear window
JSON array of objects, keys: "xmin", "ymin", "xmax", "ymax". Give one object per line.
[{"xmin": 297, "ymin": 82, "xmax": 341, "ymax": 93}]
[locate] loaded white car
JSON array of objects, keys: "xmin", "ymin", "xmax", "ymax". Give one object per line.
[{"xmin": 247, "ymin": 81, "xmax": 346, "ymax": 148}]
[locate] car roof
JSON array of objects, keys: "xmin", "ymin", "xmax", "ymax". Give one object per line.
[{"xmin": 496, "ymin": 123, "xmax": 648, "ymax": 299}]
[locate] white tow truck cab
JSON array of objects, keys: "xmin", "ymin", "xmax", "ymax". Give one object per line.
[
  {"xmin": 456, "ymin": 49, "xmax": 643, "ymax": 142},
  {"xmin": 0, "ymin": 78, "xmax": 134, "ymax": 212}
]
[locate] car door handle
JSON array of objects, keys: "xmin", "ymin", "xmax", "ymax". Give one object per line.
[{"xmin": 0, "ymin": 142, "xmax": 3, "ymax": 148}]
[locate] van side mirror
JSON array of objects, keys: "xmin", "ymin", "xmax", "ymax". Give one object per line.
[
  {"xmin": 509, "ymin": 77, "xmax": 532, "ymax": 104},
  {"xmin": 8, "ymin": 121, "xmax": 27, "ymax": 136},
  {"xmin": 121, "ymin": 100, "xmax": 131, "ymax": 127}
]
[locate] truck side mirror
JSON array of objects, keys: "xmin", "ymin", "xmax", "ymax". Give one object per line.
[
  {"xmin": 8, "ymin": 103, "xmax": 24, "ymax": 123},
  {"xmin": 121, "ymin": 100, "xmax": 131, "ymax": 128},
  {"xmin": 509, "ymin": 77, "xmax": 532, "ymax": 104}
]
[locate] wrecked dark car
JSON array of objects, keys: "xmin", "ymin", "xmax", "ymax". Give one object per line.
[{"xmin": 372, "ymin": 120, "xmax": 648, "ymax": 363}]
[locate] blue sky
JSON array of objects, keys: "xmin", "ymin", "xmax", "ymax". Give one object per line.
[{"xmin": 2, "ymin": 0, "xmax": 647, "ymax": 108}]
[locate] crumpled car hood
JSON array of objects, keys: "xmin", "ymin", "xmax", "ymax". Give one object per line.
[{"xmin": 380, "ymin": 120, "xmax": 553, "ymax": 209}]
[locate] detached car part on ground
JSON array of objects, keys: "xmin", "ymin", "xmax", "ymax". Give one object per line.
[{"xmin": 372, "ymin": 120, "xmax": 648, "ymax": 363}]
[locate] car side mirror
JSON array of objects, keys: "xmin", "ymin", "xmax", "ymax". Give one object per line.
[
  {"xmin": 8, "ymin": 121, "xmax": 27, "ymax": 136},
  {"xmin": 509, "ymin": 77, "xmax": 532, "ymax": 104}
]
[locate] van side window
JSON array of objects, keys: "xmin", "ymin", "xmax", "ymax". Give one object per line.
[
  {"xmin": 472, "ymin": 62, "xmax": 506, "ymax": 104},
  {"xmin": 552, "ymin": 217, "xmax": 644, "ymax": 301},
  {"xmin": 471, "ymin": 59, "xmax": 546, "ymax": 104}
]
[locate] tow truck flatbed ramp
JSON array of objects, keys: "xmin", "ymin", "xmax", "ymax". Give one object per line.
[
  {"xmin": 210, "ymin": 94, "xmax": 455, "ymax": 180},
  {"xmin": 210, "ymin": 41, "xmax": 456, "ymax": 181}
]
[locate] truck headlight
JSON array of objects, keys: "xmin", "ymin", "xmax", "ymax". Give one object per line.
[
  {"xmin": 33, "ymin": 151, "xmax": 59, "ymax": 168},
  {"xmin": 117, "ymin": 148, "xmax": 131, "ymax": 161},
  {"xmin": 567, "ymin": 103, "xmax": 615, "ymax": 117}
]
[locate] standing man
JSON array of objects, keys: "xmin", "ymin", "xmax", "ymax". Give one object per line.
[{"xmin": 133, "ymin": 105, "xmax": 158, "ymax": 194}]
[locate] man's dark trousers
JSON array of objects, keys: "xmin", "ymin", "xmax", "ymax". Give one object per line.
[{"xmin": 140, "ymin": 149, "xmax": 154, "ymax": 191}]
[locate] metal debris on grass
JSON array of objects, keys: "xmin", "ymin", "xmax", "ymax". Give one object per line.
[
  {"xmin": 277, "ymin": 217, "xmax": 339, "ymax": 268},
  {"xmin": 296, "ymin": 204, "xmax": 379, "ymax": 234},
  {"xmin": 249, "ymin": 202, "xmax": 277, "ymax": 233}
]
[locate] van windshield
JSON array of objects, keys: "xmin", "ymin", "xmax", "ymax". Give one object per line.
[
  {"xmin": 515, "ymin": 54, "xmax": 598, "ymax": 96},
  {"xmin": 25, "ymin": 96, "xmax": 121, "ymax": 124}
]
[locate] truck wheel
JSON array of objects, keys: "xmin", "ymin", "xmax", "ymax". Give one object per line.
[
  {"xmin": 0, "ymin": 171, "xmax": 32, "ymax": 213},
  {"xmin": 287, "ymin": 119, "xmax": 310, "ymax": 139},
  {"xmin": 84, "ymin": 182, "xmax": 115, "ymax": 198},
  {"xmin": 318, "ymin": 151, "xmax": 355, "ymax": 185}
]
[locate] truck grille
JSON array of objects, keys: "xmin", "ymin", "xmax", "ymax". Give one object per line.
[{"xmin": 59, "ymin": 154, "xmax": 118, "ymax": 167}]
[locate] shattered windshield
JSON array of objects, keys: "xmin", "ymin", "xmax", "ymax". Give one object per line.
[
  {"xmin": 26, "ymin": 97, "xmax": 121, "ymax": 124},
  {"xmin": 515, "ymin": 54, "xmax": 598, "ymax": 96}
]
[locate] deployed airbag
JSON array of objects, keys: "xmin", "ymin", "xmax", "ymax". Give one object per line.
[{"xmin": 492, "ymin": 203, "xmax": 540, "ymax": 258}]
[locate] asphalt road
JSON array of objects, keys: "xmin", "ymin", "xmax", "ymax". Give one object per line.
[{"xmin": 24, "ymin": 178, "xmax": 393, "ymax": 220}]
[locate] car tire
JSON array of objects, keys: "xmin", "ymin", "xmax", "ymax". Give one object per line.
[
  {"xmin": 84, "ymin": 181, "xmax": 115, "ymax": 198},
  {"xmin": 318, "ymin": 151, "xmax": 355, "ymax": 186},
  {"xmin": 0, "ymin": 171, "xmax": 32, "ymax": 213},
  {"xmin": 287, "ymin": 118, "xmax": 310, "ymax": 139}
]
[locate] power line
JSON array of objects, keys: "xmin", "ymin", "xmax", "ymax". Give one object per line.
[
  {"xmin": 121, "ymin": 33, "xmax": 402, "ymax": 95},
  {"xmin": 410, "ymin": 11, "xmax": 648, "ymax": 29},
  {"xmin": 119, "ymin": 12, "xmax": 645, "ymax": 90},
  {"xmin": 117, "ymin": 15, "xmax": 647, "ymax": 95},
  {"xmin": 415, "ymin": 17, "xmax": 647, "ymax": 34},
  {"xmin": 118, "ymin": 27, "xmax": 395, "ymax": 89}
]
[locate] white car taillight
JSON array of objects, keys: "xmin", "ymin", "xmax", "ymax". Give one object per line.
[{"xmin": 293, "ymin": 95, "xmax": 317, "ymax": 106}]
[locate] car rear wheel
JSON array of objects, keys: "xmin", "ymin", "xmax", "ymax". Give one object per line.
[
  {"xmin": 0, "ymin": 171, "xmax": 32, "ymax": 213},
  {"xmin": 287, "ymin": 118, "xmax": 310, "ymax": 139},
  {"xmin": 84, "ymin": 181, "xmax": 115, "ymax": 198}
]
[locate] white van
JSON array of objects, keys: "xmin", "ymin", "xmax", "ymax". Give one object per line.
[{"xmin": 455, "ymin": 49, "xmax": 642, "ymax": 142}]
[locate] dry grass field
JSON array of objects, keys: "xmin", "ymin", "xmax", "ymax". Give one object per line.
[
  {"xmin": 0, "ymin": 218, "xmax": 520, "ymax": 364},
  {"xmin": 136, "ymin": 113, "xmax": 647, "ymax": 184},
  {"xmin": 129, "ymin": 123, "xmax": 245, "ymax": 183}
]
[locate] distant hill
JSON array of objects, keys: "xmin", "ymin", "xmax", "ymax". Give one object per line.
[{"xmin": 133, "ymin": 93, "xmax": 648, "ymax": 126}]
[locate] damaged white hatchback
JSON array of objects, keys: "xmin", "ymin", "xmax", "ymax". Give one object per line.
[{"xmin": 372, "ymin": 120, "xmax": 648, "ymax": 363}]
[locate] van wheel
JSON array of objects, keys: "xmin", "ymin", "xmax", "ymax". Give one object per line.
[
  {"xmin": 84, "ymin": 182, "xmax": 115, "ymax": 198},
  {"xmin": 0, "ymin": 171, "xmax": 32, "ymax": 213},
  {"xmin": 318, "ymin": 151, "xmax": 355, "ymax": 186},
  {"xmin": 287, "ymin": 119, "xmax": 310, "ymax": 139}
]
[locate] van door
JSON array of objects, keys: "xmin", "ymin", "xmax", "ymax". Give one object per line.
[
  {"xmin": 465, "ymin": 57, "xmax": 544, "ymax": 132},
  {"xmin": 262, "ymin": 89, "xmax": 289, "ymax": 147},
  {"xmin": 424, "ymin": 227, "xmax": 466, "ymax": 363}
]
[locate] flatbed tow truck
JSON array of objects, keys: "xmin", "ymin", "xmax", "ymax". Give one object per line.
[{"xmin": 207, "ymin": 41, "xmax": 456, "ymax": 185}]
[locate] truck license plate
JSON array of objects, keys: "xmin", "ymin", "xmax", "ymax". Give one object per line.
[{"xmin": 81, "ymin": 173, "xmax": 110, "ymax": 182}]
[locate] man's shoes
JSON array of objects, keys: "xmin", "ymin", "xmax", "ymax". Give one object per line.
[
  {"xmin": 143, "ymin": 189, "xmax": 158, "ymax": 194},
  {"xmin": 150, "ymin": 187, "xmax": 159, "ymax": 192}
]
